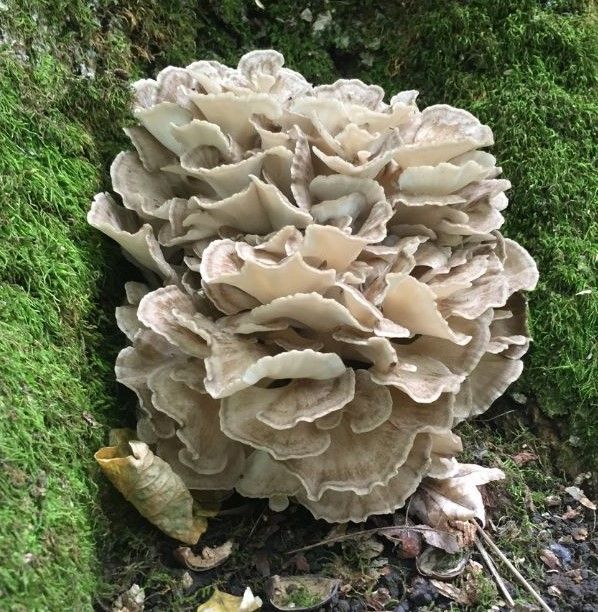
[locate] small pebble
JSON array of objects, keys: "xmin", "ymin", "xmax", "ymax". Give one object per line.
[
  {"xmin": 332, "ymin": 600, "xmax": 350, "ymax": 612},
  {"xmin": 549, "ymin": 543, "xmax": 573, "ymax": 566}
]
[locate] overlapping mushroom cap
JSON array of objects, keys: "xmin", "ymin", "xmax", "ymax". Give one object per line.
[{"xmin": 89, "ymin": 50, "xmax": 538, "ymax": 523}]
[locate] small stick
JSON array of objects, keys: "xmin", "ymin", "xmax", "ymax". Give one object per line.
[
  {"xmin": 247, "ymin": 503, "xmax": 267, "ymax": 539},
  {"xmin": 285, "ymin": 524, "xmax": 443, "ymax": 555},
  {"xmin": 475, "ymin": 536, "xmax": 515, "ymax": 608},
  {"xmin": 475, "ymin": 523, "xmax": 553, "ymax": 612}
]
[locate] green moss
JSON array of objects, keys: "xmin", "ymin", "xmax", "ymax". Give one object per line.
[
  {"xmin": 279, "ymin": 584, "xmax": 323, "ymax": 609},
  {"xmin": 0, "ymin": 0, "xmax": 596, "ymax": 608}
]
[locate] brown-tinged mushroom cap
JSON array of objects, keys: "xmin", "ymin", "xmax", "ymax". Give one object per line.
[
  {"xmin": 282, "ymin": 420, "xmax": 418, "ymax": 500},
  {"xmin": 298, "ymin": 434, "xmax": 432, "ymax": 523},
  {"xmin": 225, "ymin": 370, "xmax": 355, "ymax": 431},
  {"xmin": 381, "ymin": 274, "xmax": 472, "ymax": 344},
  {"xmin": 88, "ymin": 193, "xmax": 175, "ymax": 279},
  {"xmin": 427, "ymin": 432, "xmax": 463, "ymax": 479},
  {"xmin": 137, "ymin": 286, "xmax": 209, "ymax": 358},
  {"xmin": 453, "ymin": 354, "xmax": 524, "ymax": 424}
]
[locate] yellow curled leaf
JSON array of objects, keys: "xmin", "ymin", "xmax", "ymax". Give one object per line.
[
  {"xmin": 197, "ymin": 588, "xmax": 262, "ymax": 612},
  {"xmin": 95, "ymin": 437, "xmax": 208, "ymax": 544}
]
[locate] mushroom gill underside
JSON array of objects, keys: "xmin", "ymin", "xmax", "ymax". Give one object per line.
[{"xmin": 89, "ymin": 50, "xmax": 538, "ymax": 524}]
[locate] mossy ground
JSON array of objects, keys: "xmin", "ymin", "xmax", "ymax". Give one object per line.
[{"xmin": 0, "ymin": 0, "xmax": 596, "ymax": 609}]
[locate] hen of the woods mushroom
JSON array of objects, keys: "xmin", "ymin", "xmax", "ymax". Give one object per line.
[{"xmin": 89, "ymin": 50, "xmax": 538, "ymax": 530}]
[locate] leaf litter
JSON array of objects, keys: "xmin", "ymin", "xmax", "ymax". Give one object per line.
[{"xmin": 97, "ymin": 432, "xmax": 598, "ymax": 612}]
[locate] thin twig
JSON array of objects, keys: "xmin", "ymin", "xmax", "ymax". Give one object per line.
[
  {"xmin": 247, "ymin": 503, "xmax": 267, "ymax": 539},
  {"xmin": 285, "ymin": 525, "xmax": 445, "ymax": 555},
  {"xmin": 475, "ymin": 523, "xmax": 553, "ymax": 612},
  {"xmin": 475, "ymin": 536, "xmax": 515, "ymax": 608},
  {"xmin": 478, "ymin": 410, "xmax": 516, "ymax": 422}
]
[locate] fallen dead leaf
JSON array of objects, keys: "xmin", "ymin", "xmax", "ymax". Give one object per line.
[
  {"xmin": 561, "ymin": 506, "xmax": 580, "ymax": 520},
  {"xmin": 174, "ymin": 541, "xmax": 233, "ymax": 571},
  {"xmin": 291, "ymin": 553, "xmax": 310, "ymax": 572},
  {"xmin": 96, "ymin": 430, "xmax": 210, "ymax": 544},
  {"xmin": 572, "ymin": 527, "xmax": 588, "ymax": 542},
  {"xmin": 512, "ymin": 451, "xmax": 538, "ymax": 466},
  {"xmin": 539, "ymin": 548, "xmax": 561, "ymax": 570},
  {"xmin": 410, "ymin": 463, "xmax": 505, "ymax": 548},
  {"xmin": 565, "ymin": 568, "xmax": 583, "ymax": 584},
  {"xmin": 197, "ymin": 588, "xmax": 262, "ymax": 612},
  {"xmin": 367, "ymin": 587, "xmax": 391, "ymax": 610},
  {"xmin": 421, "ymin": 528, "xmax": 461, "ymax": 554},
  {"xmin": 564, "ymin": 486, "xmax": 596, "ymax": 510},
  {"xmin": 547, "ymin": 585, "xmax": 562, "ymax": 598},
  {"xmin": 382, "ymin": 528, "xmax": 422, "ymax": 558},
  {"xmin": 431, "ymin": 580, "xmax": 472, "ymax": 605}
]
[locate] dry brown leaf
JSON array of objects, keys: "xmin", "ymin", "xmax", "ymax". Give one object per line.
[
  {"xmin": 565, "ymin": 486, "xmax": 596, "ymax": 510},
  {"xmin": 431, "ymin": 580, "xmax": 472, "ymax": 605},
  {"xmin": 196, "ymin": 588, "xmax": 262, "ymax": 612},
  {"xmin": 566, "ymin": 568, "xmax": 584, "ymax": 584},
  {"xmin": 539, "ymin": 548, "xmax": 561, "ymax": 570},
  {"xmin": 561, "ymin": 506, "xmax": 580, "ymax": 520},
  {"xmin": 572, "ymin": 527, "xmax": 588, "ymax": 542},
  {"xmin": 367, "ymin": 587, "xmax": 391, "ymax": 610},
  {"xmin": 512, "ymin": 450, "xmax": 538, "ymax": 466},
  {"xmin": 174, "ymin": 541, "xmax": 233, "ymax": 571},
  {"xmin": 420, "ymin": 528, "xmax": 461, "ymax": 554},
  {"xmin": 382, "ymin": 528, "xmax": 423, "ymax": 558},
  {"xmin": 291, "ymin": 553, "xmax": 310, "ymax": 572},
  {"xmin": 410, "ymin": 463, "xmax": 505, "ymax": 545},
  {"xmin": 96, "ymin": 429, "xmax": 208, "ymax": 544}
]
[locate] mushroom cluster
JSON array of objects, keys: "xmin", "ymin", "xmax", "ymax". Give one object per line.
[{"xmin": 89, "ymin": 50, "xmax": 538, "ymax": 523}]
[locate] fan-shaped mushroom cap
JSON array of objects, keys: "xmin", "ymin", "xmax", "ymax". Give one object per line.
[
  {"xmin": 226, "ymin": 293, "xmax": 369, "ymax": 333},
  {"xmin": 182, "ymin": 177, "xmax": 311, "ymax": 239},
  {"xmin": 453, "ymin": 354, "xmax": 524, "ymax": 424},
  {"xmin": 88, "ymin": 193, "xmax": 174, "ymax": 279},
  {"xmin": 298, "ymin": 434, "xmax": 432, "ymax": 522},
  {"xmin": 381, "ymin": 274, "xmax": 471, "ymax": 344}
]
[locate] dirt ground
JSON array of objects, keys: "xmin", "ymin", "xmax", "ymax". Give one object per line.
[{"xmin": 99, "ymin": 399, "xmax": 597, "ymax": 612}]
